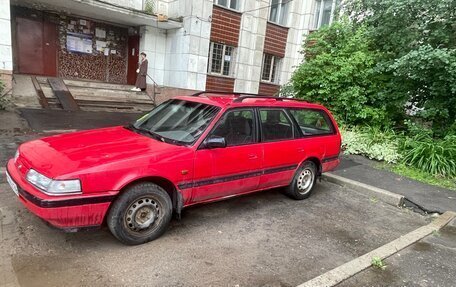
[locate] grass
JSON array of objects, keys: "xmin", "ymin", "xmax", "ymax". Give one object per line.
[
  {"xmin": 371, "ymin": 256, "xmax": 387, "ymax": 270},
  {"xmin": 400, "ymin": 134, "xmax": 456, "ymax": 178},
  {"xmin": 385, "ymin": 163, "xmax": 456, "ymax": 191}
]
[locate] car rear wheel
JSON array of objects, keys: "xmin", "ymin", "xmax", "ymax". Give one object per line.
[
  {"xmin": 284, "ymin": 161, "xmax": 317, "ymax": 200},
  {"xmin": 107, "ymin": 183, "xmax": 172, "ymax": 245}
]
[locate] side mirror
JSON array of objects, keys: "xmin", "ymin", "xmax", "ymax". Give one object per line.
[{"xmin": 204, "ymin": 136, "xmax": 226, "ymax": 149}]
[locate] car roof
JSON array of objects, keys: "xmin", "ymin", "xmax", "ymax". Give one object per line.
[{"xmin": 173, "ymin": 92, "xmax": 328, "ymax": 110}]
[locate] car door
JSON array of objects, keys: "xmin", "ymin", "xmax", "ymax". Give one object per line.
[
  {"xmin": 191, "ymin": 108, "xmax": 263, "ymax": 202},
  {"xmin": 258, "ymin": 108, "xmax": 304, "ymax": 189},
  {"xmin": 288, "ymin": 108, "xmax": 341, "ymax": 172}
]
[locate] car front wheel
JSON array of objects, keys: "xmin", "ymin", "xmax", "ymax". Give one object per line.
[
  {"xmin": 107, "ymin": 183, "xmax": 173, "ymax": 245},
  {"xmin": 284, "ymin": 161, "xmax": 317, "ymax": 200}
]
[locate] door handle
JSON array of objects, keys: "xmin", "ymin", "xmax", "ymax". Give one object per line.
[
  {"xmin": 248, "ymin": 154, "xmax": 258, "ymax": 160},
  {"xmin": 297, "ymin": 148, "xmax": 305, "ymax": 153}
]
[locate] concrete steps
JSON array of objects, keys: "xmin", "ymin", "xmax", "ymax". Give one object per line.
[
  {"xmin": 36, "ymin": 77, "xmax": 154, "ymax": 112},
  {"xmin": 62, "ymin": 79, "xmax": 135, "ymax": 91}
]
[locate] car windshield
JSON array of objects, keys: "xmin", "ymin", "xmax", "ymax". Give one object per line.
[{"xmin": 132, "ymin": 99, "xmax": 220, "ymax": 145}]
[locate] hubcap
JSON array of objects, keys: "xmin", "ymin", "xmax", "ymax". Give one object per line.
[
  {"xmin": 297, "ymin": 168, "xmax": 314, "ymax": 194},
  {"xmin": 125, "ymin": 197, "xmax": 160, "ymax": 232}
]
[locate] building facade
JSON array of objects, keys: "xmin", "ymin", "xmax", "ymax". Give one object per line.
[{"xmin": 0, "ymin": 0, "xmax": 338, "ymax": 100}]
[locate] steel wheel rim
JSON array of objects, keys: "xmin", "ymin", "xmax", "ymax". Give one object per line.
[
  {"xmin": 297, "ymin": 168, "xmax": 314, "ymax": 194},
  {"xmin": 124, "ymin": 197, "xmax": 161, "ymax": 234}
]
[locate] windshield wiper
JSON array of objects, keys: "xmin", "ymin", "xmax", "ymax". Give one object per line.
[
  {"xmin": 125, "ymin": 124, "xmax": 188, "ymax": 146},
  {"xmin": 125, "ymin": 124, "xmax": 161, "ymax": 140}
]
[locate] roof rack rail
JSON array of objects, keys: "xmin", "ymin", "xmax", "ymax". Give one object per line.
[
  {"xmin": 233, "ymin": 95, "xmax": 308, "ymax": 103},
  {"xmin": 233, "ymin": 95, "xmax": 284, "ymax": 102},
  {"xmin": 190, "ymin": 91, "xmax": 308, "ymax": 103},
  {"xmin": 191, "ymin": 91, "xmax": 270, "ymax": 98}
]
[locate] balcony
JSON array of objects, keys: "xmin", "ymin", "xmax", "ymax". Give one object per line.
[{"xmin": 11, "ymin": 0, "xmax": 181, "ymax": 29}]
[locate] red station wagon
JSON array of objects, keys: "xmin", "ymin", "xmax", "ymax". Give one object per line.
[{"xmin": 6, "ymin": 92, "xmax": 341, "ymax": 245}]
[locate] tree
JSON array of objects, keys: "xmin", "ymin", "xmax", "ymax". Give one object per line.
[
  {"xmin": 291, "ymin": 0, "xmax": 456, "ymax": 135},
  {"xmin": 345, "ymin": 0, "xmax": 456, "ymax": 134},
  {"xmin": 291, "ymin": 21, "xmax": 397, "ymax": 127}
]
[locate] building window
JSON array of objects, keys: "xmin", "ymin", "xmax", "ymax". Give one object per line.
[
  {"xmin": 261, "ymin": 54, "xmax": 281, "ymax": 83},
  {"xmin": 314, "ymin": 0, "xmax": 337, "ymax": 29},
  {"xmin": 215, "ymin": 0, "xmax": 239, "ymax": 10},
  {"xmin": 208, "ymin": 42, "xmax": 235, "ymax": 77},
  {"xmin": 269, "ymin": 0, "xmax": 289, "ymax": 26}
]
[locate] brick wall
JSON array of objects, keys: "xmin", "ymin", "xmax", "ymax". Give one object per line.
[
  {"xmin": 206, "ymin": 75, "xmax": 235, "ymax": 92},
  {"xmin": 259, "ymin": 82, "xmax": 280, "ymax": 96},
  {"xmin": 264, "ymin": 22, "xmax": 289, "ymax": 58},
  {"xmin": 210, "ymin": 5, "xmax": 241, "ymax": 46}
]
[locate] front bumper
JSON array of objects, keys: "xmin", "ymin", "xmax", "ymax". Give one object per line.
[{"xmin": 5, "ymin": 159, "xmax": 117, "ymax": 230}]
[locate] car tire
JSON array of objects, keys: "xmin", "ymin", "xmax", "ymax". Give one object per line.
[
  {"xmin": 284, "ymin": 161, "xmax": 317, "ymax": 200},
  {"xmin": 107, "ymin": 183, "xmax": 173, "ymax": 245}
]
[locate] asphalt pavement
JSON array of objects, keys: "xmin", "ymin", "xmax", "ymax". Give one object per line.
[
  {"xmin": 1, "ymin": 109, "xmax": 455, "ymax": 286},
  {"xmin": 0, "ymin": 180, "xmax": 427, "ymax": 287},
  {"xmin": 19, "ymin": 108, "xmax": 142, "ymax": 132}
]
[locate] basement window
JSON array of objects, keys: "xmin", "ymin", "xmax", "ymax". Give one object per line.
[
  {"xmin": 261, "ymin": 53, "xmax": 281, "ymax": 84},
  {"xmin": 208, "ymin": 42, "xmax": 236, "ymax": 77},
  {"xmin": 215, "ymin": 0, "xmax": 239, "ymax": 10}
]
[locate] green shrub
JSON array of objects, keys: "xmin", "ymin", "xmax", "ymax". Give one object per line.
[
  {"xmin": 400, "ymin": 134, "xmax": 456, "ymax": 178},
  {"xmin": 341, "ymin": 126, "xmax": 402, "ymax": 163},
  {"xmin": 291, "ymin": 21, "xmax": 396, "ymax": 128}
]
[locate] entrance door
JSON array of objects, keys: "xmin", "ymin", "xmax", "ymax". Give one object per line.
[
  {"xmin": 42, "ymin": 22, "xmax": 58, "ymax": 76},
  {"xmin": 127, "ymin": 35, "xmax": 140, "ymax": 85},
  {"xmin": 16, "ymin": 17, "xmax": 43, "ymax": 75},
  {"xmin": 15, "ymin": 17, "xmax": 57, "ymax": 76}
]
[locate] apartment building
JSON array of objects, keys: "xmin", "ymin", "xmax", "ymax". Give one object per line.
[{"xmin": 0, "ymin": 0, "xmax": 338, "ymax": 100}]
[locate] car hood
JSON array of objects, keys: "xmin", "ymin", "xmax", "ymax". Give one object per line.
[{"xmin": 18, "ymin": 126, "xmax": 184, "ymax": 178}]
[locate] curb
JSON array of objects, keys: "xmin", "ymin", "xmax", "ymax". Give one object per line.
[
  {"xmin": 322, "ymin": 173, "xmax": 404, "ymax": 207},
  {"xmin": 297, "ymin": 211, "xmax": 456, "ymax": 287}
]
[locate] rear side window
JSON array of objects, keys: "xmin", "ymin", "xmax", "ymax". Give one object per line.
[
  {"xmin": 259, "ymin": 109, "xmax": 294, "ymax": 141},
  {"xmin": 289, "ymin": 109, "xmax": 334, "ymax": 136}
]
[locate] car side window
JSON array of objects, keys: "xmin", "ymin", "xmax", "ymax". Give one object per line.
[
  {"xmin": 289, "ymin": 109, "xmax": 334, "ymax": 136},
  {"xmin": 259, "ymin": 109, "xmax": 294, "ymax": 142},
  {"xmin": 211, "ymin": 109, "xmax": 255, "ymax": 146}
]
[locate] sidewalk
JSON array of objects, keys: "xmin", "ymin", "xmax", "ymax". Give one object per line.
[
  {"xmin": 338, "ymin": 218, "xmax": 456, "ymax": 287},
  {"xmin": 333, "ymin": 155, "xmax": 456, "ymax": 213}
]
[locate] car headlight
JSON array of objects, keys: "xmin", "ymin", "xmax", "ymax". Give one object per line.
[
  {"xmin": 47, "ymin": 180, "xmax": 81, "ymax": 194},
  {"xmin": 26, "ymin": 169, "xmax": 52, "ymax": 191},
  {"xmin": 14, "ymin": 150, "xmax": 19, "ymax": 162},
  {"xmin": 26, "ymin": 169, "xmax": 81, "ymax": 195}
]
